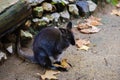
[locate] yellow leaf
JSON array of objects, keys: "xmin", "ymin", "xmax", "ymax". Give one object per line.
[
  {"xmin": 40, "ymin": 70, "xmax": 60, "ymax": 80},
  {"xmin": 76, "ymin": 39, "xmax": 90, "ymax": 51},
  {"xmin": 54, "ymin": 59, "xmax": 71, "ymax": 68},
  {"xmin": 61, "ymin": 59, "xmax": 71, "ymax": 68},
  {"xmin": 111, "ymin": 9, "xmax": 120, "ymax": 16},
  {"xmin": 54, "ymin": 63, "xmax": 63, "ymax": 67},
  {"xmin": 79, "ymin": 45, "xmax": 90, "ymax": 51}
]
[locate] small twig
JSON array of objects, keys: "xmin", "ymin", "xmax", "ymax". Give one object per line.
[{"xmin": 104, "ymin": 58, "xmax": 108, "ymax": 66}]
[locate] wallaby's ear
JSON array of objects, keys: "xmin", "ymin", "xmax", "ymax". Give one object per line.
[{"xmin": 66, "ymin": 21, "xmax": 72, "ymax": 30}]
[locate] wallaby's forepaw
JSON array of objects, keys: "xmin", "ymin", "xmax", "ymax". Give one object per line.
[
  {"xmin": 57, "ymin": 67, "xmax": 68, "ymax": 72},
  {"xmin": 49, "ymin": 65, "xmax": 68, "ymax": 72},
  {"xmin": 53, "ymin": 61, "xmax": 61, "ymax": 65}
]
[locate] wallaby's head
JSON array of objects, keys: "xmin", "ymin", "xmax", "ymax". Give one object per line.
[{"xmin": 59, "ymin": 22, "xmax": 75, "ymax": 45}]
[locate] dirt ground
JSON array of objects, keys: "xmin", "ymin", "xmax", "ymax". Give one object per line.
[{"xmin": 0, "ymin": 4, "xmax": 120, "ymax": 80}]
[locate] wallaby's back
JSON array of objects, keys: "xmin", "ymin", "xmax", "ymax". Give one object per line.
[{"xmin": 33, "ymin": 27, "xmax": 62, "ymax": 56}]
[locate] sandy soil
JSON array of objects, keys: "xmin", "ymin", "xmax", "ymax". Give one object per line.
[{"xmin": 0, "ymin": 4, "xmax": 120, "ymax": 80}]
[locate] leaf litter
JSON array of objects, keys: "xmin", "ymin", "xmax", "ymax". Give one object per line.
[
  {"xmin": 36, "ymin": 59, "xmax": 71, "ymax": 80},
  {"xmin": 76, "ymin": 39, "xmax": 91, "ymax": 51},
  {"xmin": 53, "ymin": 59, "xmax": 72, "ymax": 69},
  {"xmin": 111, "ymin": 9, "xmax": 120, "ymax": 16},
  {"xmin": 110, "ymin": 2, "xmax": 120, "ymax": 16},
  {"xmin": 36, "ymin": 16, "xmax": 102, "ymax": 80},
  {"xmin": 80, "ymin": 26, "xmax": 101, "ymax": 34},
  {"xmin": 77, "ymin": 16, "xmax": 102, "ymax": 34},
  {"xmin": 36, "ymin": 70, "xmax": 60, "ymax": 80},
  {"xmin": 116, "ymin": 2, "xmax": 120, "ymax": 8}
]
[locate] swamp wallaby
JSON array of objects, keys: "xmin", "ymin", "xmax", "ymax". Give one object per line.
[{"xmin": 19, "ymin": 22, "xmax": 75, "ymax": 71}]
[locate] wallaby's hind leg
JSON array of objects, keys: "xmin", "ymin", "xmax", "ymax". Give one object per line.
[{"xmin": 34, "ymin": 51, "xmax": 67, "ymax": 71}]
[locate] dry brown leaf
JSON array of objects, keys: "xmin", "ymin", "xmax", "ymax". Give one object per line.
[
  {"xmin": 77, "ymin": 23, "xmax": 90, "ymax": 30},
  {"xmin": 111, "ymin": 9, "xmax": 120, "ymax": 16},
  {"xmin": 80, "ymin": 26, "xmax": 100, "ymax": 34},
  {"xmin": 86, "ymin": 16, "xmax": 102, "ymax": 26},
  {"xmin": 77, "ymin": 16, "xmax": 102, "ymax": 34},
  {"xmin": 88, "ymin": 16, "xmax": 101, "ymax": 21},
  {"xmin": 86, "ymin": 20, "xmax": 102, "ymax": 26},
  {"xmin": 40, "ymin": 70, "xmax": 60, "ymax": 80},
  {"xmin": 76, "ymin": 39, "xmax": 90, "ymax": 48},
  {"xmin": 76, "ymin": 39, "xmax": 90, "ymax": 51},
  {"xmin": 79, "ymin": 45, "xmax": 90, "ymax": 51}
]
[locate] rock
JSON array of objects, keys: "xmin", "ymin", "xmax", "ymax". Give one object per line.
[
  {"xmin": 46, "ymin": 15, "xmax": 54, "ymax": 22},
  {"xmin": 42, "ymin": 2, "xmax": 53, "ymax": 12},
  {"xmin": 87, "ymin": 0, "xmax": 97, "ymax": 12},
  {"xmin": 41, "ymin": 17, "xmax": 50, "ymax": 23},
  {"xmin": 44, "ymin": 0, "xmax": 52, "ymax": 3},
  {"xmin": 6, "ymin": 45, "xmax": 13, "ymax": 54},
  {"xmin": 61, "ymin": 0, "xmax": 69, "ymax": 5},
  {"xmin": 28, "ymin": 0, "xmax": 44, "ymax": 3},
  {"xmin": 32, "ymin": 18, "xmax": 40, "ymax": 22},
  {"xmin": 51, "ymin": 12, "xmax": 60, "ymax": 22},
  {"xmin": 52, "ymin": 0, "xmax": 69, "ymax": 5},
  {"xmin": 33, "ymin": 18, "xmax": 48, "ymax": 26},
  {"xmin": 52, "ymin": 0, "xmax": 60, "ymax": 3},
  {"xmin": 68, "ymin": 4, "xmax": 79, "ymax": 16},
  {"xmin": 21, "ymin": 30, "xmax": 33, "ymax": 38},
  {"xmin": 60, "ymin": 10, "xmax": 70, "ymax": 20},
  {"xmin": 76, "ymin": 1, "xmax": 89, "ymax": 17},
  {"xmin": 33, "ymin": 6, "xmax": 43, "ymax": 18},
  {"xmin": 52, "ymin": 0, "xmax": 68, "ymax": 12},
  {"xmin": 0, "ymin": 51, "xmax": 7, "ymax": 61},
  {"xmin": 68, "ymin": 0, "xmax": 76, "ymax": 3},
  {"xmin": 28, "ymin": 0, "xmax": 44, "ymax": 5}
]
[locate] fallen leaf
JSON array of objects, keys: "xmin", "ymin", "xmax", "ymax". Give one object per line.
[
  {"xmin": 79, "ymin": 45, "xmax": 90, "ymax": 51},
  {"xmin": 76, "ymin": 39, "xmax": 90, "ymax": 51},
  {"xmin": 53, "ymin": 63, "xmax": 63, "ymax": 67},
  {"xmin": 61, "ymin": 59, "xmax": 71, "ymax": 68},
  {"xmin": 76, "ymin": 39, "xmax": 90, "ymax": 48},
  {"xmin": 87, "ymin": 16, "xmax": 101, "ymax": 21},
  {"xmin": 77, "ymin": 23, "xmax": 90, "ymax": 30},
  {"xmin": 116, "ymin": 3, "xmax": 120, "ymax": 8},
  {"xmin": 111, "ymin": 9, "xmax": 120, "ymax": 16},
  {"xmin": 40, "ymin": 70, "xmax": 60, "ymax": 80},
  {"xmin": 77, "ymin": 16, "xmax": 102, "ymax": 34},
  {"xmin": 86, "ymin": 20, "xmax": 102, "ymax": 26},
  {"xmin": 80, "ymin": 26, "xmax": 101, "ymax": 34},
  {"xmin": 54, "ymin": 59, "xmax": 72, "ymax": 68},
  {"xmin": 86, "ymin": 16, "xmax": 102, "ymax": 26}
]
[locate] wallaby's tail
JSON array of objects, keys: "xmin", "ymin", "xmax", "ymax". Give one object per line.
[{"xmin": 18, "ymin": 49, "xmax": 38, "ymax": 64}]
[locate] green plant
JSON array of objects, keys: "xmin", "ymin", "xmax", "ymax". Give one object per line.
[
  {"xmin": 106, "ymin": 0, "xmax": 118, "ymax": 5},
  {"xmin": 92, "ymin": 0, "xmax": 118, "ymax": 5}
]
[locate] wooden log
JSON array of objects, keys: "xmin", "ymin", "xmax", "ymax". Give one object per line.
[{"xmin": 0, "ymin": 0, "xmax": 32, "ymax": 38}]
